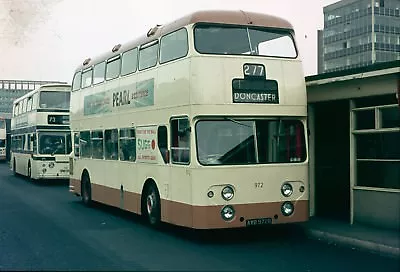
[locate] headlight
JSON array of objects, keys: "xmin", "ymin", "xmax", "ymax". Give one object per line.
[
  {"xmin": 221, "ymin": 205, "xmax": 235, "ymax": 221},
  {"xmin": 281, "ymin": 201, "xmax": 294, "ymax": 216},
  {"xmin": 281, "ymin": 183, "xmax": 293, "ymax": 197},
  {"xmin": 221, "ymin": 185, "xmax": 234, "ymax": 201},
  {"xmin": 49, "ymin": 162, "xmax": 55, "ymax": 168}
]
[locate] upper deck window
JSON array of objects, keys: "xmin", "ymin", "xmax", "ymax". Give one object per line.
[
  {"xmin": 106, "ymin": 57, "xmax": 121, "ymax": 80},
  {"xmin": 39, "ymin": 91, "xmax": 71, "ymax": 109},
  {"xmin": 121, "ymin": 48, "xmax": 138, "ymax": 76},
  {"xmin": 0, "ymin": 120, "xmax": 5, "ymax": 129},
  {"xmin": 27, "ymin": 96, "xmax": 33, "ymax": 112},
  {"xmin": 93, "ymin": 62, "xmax": 106, "ymax": 84},
  {"xmin": 72, "ymin": 72, "xmax": 81, "ymax": 91},
  {"xmin": 82, "ymin": 68, "xmax": 93, "ymax": 88},
  {"xmin": 139, "ymin": 41, "xmax": 158, "ymax": 70},
  {"xmin": 194, "ymin": 24, "xmax": 297, "ymax": 58},
  {"xmin": 14, "ymin": 104, "xmax": 19, "ymax": 116},
  {"xmin": 160, "ymin": 28, "xmax": 188, "ymax": 64}
]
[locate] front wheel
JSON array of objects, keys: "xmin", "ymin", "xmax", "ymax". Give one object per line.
[
  {"xmin": 144, "ymin": 184, "xmax": 161, "ymax": 227},
  {"xmin": 81, "ymin": 174, "xmax": 92, "ymax": 206}
]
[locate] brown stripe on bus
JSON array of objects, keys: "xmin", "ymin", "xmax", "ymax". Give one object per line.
[{"xmin": 69, "ymin": 179, "xmax": 308, "ymax": 229}]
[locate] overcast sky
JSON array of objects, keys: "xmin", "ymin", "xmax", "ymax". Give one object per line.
[{"xmin": 0, "ymin": 0, "xmax": 338, "ymax": 83}]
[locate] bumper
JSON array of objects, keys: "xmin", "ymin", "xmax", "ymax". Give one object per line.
[{"xmin": 191, "ymin": 200, "xmax": 309, "ymax": 229}]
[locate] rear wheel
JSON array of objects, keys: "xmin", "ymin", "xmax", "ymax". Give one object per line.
[
  {"xmin": 143, "ymin": 183, "xmax": 161, "ymax": 227},
  {"xmin": 81, "ymin": 174, "xmax": 92, "ymax": 206}
]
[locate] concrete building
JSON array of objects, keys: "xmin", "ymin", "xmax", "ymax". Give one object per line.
[
  {"xmin": 0, "ymin": 80, "xmax": 67, "ymax": 119},
  {"xmin": 306, "ymin": 60, "xmax": 399, "ymax": 230},
  {"xmin": 318, "ymin": 0, "xmax": 400, "ymax": 73}
]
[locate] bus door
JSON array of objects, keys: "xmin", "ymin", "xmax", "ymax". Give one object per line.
[{"xmin": 168, "ymin": 117, "xmax": 192, "ymax": 226}]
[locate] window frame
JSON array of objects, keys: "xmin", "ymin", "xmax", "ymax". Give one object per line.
[
  {"xmin": 72, "ymin": 71, "xmax": 82, "ymax": 91},
  {"xmin": 352, "ymin": 103, "xmax": 400, "ymax": 190},
  {"xmin": 138, "ymin": 40, "xmax": 159, "ymax": 71},
  {"xmin": 170, "ymin": 117, "xmax": 191, "ymax": 165},
  {"xmin": 93, "ymin": 61, "xmax": 106, "ymax": 85},
  {"xmin": 81, "ymin": 67, "xmax": 93, "ymax": 89},
  {"xmin": 193, "ymin": 23, "xmax": 298, "ymax": 59},
  {"xmin": 121, "ymin": 47, "xmax": 138, "ymax": 76},
  {"xmin": 104, "ymin": 128, "xmax": 119, "ymax": 160},
  {"xmin": 106, "ymin": 56, "xmax": 121, "ymax": 81},
  {"xmin": 159, "ymin": 27, "xmax": 189, "ymax": 64},
  {"xmin": 119, "ymin": 127, "xmax": 136, "ymax": 162}
]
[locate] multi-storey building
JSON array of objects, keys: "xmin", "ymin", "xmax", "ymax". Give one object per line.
[
  {"xmin": 0, "ymin": 80, "xmax": 67, "ymax": 119},
  {"xmin": 319, "ymin": 0, "xmax": 400, "ymax": 73}
]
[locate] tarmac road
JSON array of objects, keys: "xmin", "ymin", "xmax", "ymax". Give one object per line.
[{"xmin": 0, "ymin": 162, "xmax": 398, "ymax": 271}]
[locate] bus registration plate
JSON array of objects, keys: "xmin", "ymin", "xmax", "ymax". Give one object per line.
[{"xmin": 246, "ymin": 218, "xmax": 272, "ymax": 226}]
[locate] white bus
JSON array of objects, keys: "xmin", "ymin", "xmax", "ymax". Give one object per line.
[
  {"xmin": 69, "ymin": 10, "xmax": 309, "ymax": 229},
  {"xmin": 10, "ymin": 84, "xmax": 72, "ymax": 180},
  {"xmin": 0, "ymin": 117, "xmax": 6, "ymax": 161}
]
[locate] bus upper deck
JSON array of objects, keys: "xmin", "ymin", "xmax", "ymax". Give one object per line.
[{"xmin": 71, "ymin": 10, "xmax": 306, "ymax": 121}]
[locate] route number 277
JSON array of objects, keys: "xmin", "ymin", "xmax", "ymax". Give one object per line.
[{"xmin": 243, "ymin": 64, "xmax": 265, "ymax": 77}]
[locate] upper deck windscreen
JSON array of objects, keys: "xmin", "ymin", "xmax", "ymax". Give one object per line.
[
  {"xmin": 194, "ymin": 24, "xmax": 297, "ymax": 58},
  {"xmin": 39, "ymin": 91, "xmax": 70, "ymax": 109}
]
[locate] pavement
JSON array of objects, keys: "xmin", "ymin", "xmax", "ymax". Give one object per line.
[{"xmin": 301, "ymin": 216, "xmax": 400, "ymax": 259}]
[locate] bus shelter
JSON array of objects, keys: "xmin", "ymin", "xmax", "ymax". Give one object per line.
[{"xmin": 306, "ymin": 60, "xmax": 399, "ymax": 230}]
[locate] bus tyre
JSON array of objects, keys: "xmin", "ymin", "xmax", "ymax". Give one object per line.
[
  {"xmin": 13, "ymin": 159, "xmax": 16, "ymax": 176},
  {"xmin": 144, "ymin": 184, "xmax": 161, "ymax": 227},
  {"xmin": 27, "ymin": 161, "xmax": 32, "ymax": 181},
  {"xmin": 81, "ymin": 174, "xmax": 92, "ymax": 206}
]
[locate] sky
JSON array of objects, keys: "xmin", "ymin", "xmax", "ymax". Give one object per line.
[{"xmin": 0, "ymin": 0, "xmax": 338, "ymax": 83}]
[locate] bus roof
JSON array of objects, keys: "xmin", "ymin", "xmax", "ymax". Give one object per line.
[{"xmin": 75, "ymin": 10, "xmax": 294, "ymax": 72}]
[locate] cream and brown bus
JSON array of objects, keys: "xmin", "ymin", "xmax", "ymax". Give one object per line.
[
  {"xmin": 10, "ymin": 84, "xmax": 72, "ymax": 180},
  {"xmin": 69, "ymin": 10, "xmax": 309, "ymax": 229}
]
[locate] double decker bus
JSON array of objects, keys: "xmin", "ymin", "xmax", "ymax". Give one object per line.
[
  {"xmin": 0, "ymin": 117, "xmax": 6, "ymax": 161},
  {"xmin": 10, "ymin": 84, "xmax": 72, "ymax": 180},
  {"xmin": 69, "ymin": 10, "xmax": 308, "ymax": 229}
]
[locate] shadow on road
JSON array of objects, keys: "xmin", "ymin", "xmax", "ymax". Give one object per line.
[{"xmin": 77, "ymin": 200, "xmax": 308, "ymax": 245}]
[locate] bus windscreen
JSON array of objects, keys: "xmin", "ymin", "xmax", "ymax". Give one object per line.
[
  {"xmin": 196, "ymin": 119, "xmax": 306, "ymax": 165},
  {"xmin": 39, "ymin": 91, "xmax": 71, "ymax": 109},
  {"xmin": 194, "ymin": 25, "xmax": 297, "ymax": 58}
]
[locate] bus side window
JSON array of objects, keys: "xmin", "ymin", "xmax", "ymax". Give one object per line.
[
  {"xmin": 171, "ymin": 118, "xmax": 190, "ymax": 164},
  {"xmin": 119, "ymin": 128, "xmax": 136, "ymax": 162},
  {"xmin": 158, "ymin": 126, "xmax": 168, "ymax": 163},
  {"xmin": 32, "ymin": 134, "xmax": 36, "ymax": 153},
  {"xmin": 91, "ymin": 131, "xmax": 104, "ymax": 159},
  {"xmin": 80, "ymin": 131, "xmax": 91, "ymax": 158},
  {"xmin": 105, "ymin": 129, "xmax": 118, "ymax": 160},
  {"xmin": 74, "ymin": 132, "xmax": 80, "ymax": 157}
]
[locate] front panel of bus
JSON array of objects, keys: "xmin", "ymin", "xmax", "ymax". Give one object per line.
[{"xmin": 187, "ymin": 23, "xmax": 308, "ymax": 228}]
